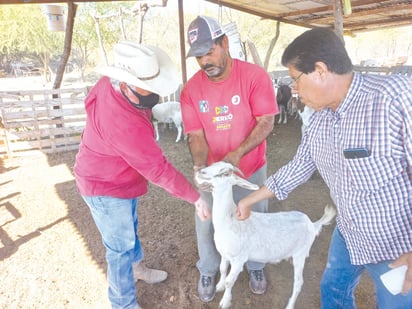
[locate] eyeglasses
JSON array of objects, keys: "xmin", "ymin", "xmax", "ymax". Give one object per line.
[
  {"xmin": 287, "ymin": 72, "xmax": 304, "ymax": 87},
  {"xmin": 292, "ymin": 72, "xmax": 304, "ymax": 83}
]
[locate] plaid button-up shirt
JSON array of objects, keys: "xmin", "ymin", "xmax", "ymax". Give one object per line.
[{"xmin": 265, "ymin": 72, "xmax": 412, "ymax": 265}]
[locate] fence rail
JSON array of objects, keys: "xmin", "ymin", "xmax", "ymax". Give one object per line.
[
  {"xmin": 0, "ymin": 87, "xmax": 88, "ymax": 157},
  {"xmin": 1, "ymin": 65, "xmax": 410, "ymax": 158}
]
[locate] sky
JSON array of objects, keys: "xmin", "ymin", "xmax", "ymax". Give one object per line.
[{"xmin": 166, "ymin": 0, "xmax": 218, "ymax": 14}]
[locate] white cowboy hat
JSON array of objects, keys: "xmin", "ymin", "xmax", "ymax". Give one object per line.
[{"xmin": 95, "ymin": 41, "xmax": 179, "ymax": 97}]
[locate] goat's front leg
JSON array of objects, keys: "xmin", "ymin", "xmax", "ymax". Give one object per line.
[
  {"xmin": 285, "ymin": 254, "xmax": 306, "ymax": 309},
  {"xmin": 175, "ymin": 124, "xmax": 182, "ymax": 142},
  {"xmin": 216, "ymin": 257, "xmax": 229, "ymax": 292},
  {"xmin": 277, "ymin": 106, "xmax": 284, "ymax": 124},
  {"xmin": 219, "ymin": 259, "xmax": 244, "ymax": 309},
  {"xmin": 153, "ymin": 121, "xmax": 160, "ymax": 141},
  {"xmin": 283, "ymin": 113, "xmax": 288, "ymax": 124}
]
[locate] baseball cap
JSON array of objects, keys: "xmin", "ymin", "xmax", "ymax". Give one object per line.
[{"xmin": 187, "ymin": 16, "xmax": 225, "ymax": 57}]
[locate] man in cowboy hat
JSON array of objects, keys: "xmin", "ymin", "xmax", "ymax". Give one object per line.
[{"xmin": 74, "ymin": 41, "xmax": 210, "ymax": 309}]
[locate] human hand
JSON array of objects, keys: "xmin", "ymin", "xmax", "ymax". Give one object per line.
[
  {"xmin": 222, "ymin": 151, "xmax": 241, "ymax": 168},
  {"xmin": 194, "ymin": 197, "xmax": 211, "ymax": 221},
  {"xmin": 236, "ymin": 186, "xmax": 274, "ymax": 221},
  {"xmin": 389, "ymin": 252, "xmax": 412, "ymax": 295},
  {"xmin": 236, "ymin": 198, "xmax": 252, "ymax": 221}
]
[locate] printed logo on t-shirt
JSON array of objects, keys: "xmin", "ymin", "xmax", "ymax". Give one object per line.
[
  {"xmin": 215, "ymin": 105, "xmax": 228, "ymax": 115},
  {"xmin": 213, "ymin": 105, "xmax": 232, "ymax": 131},
  {"xmin": 199, "ymin": 100, "xmax": 209, "ymax": 113},
  {"xmin": 231, "ymin": 95, "xmax": 240, "ymax": 105}
]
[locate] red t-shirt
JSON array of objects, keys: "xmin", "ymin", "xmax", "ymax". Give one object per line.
[
  {"xmin": 74, "ymin": 77, "xmax": 199, "ymax": 203},
  {"xmin": 180, "ymin": 59, "xmax": 278, "ymax": 178}
]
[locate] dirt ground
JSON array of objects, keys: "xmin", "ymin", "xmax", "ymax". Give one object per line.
[{"xmin": 0, "ymin": 117, "xmax": 376, "ymax": 309}]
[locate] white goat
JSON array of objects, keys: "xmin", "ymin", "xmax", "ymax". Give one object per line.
[
  {"xmin": 151, "ymin": 101, "xmax": 184, "ymax": 142},
  {"xmin": 195, "ymin": 161, "xmax": 336, "ymax": 309},
  {"xmin": 299, "ymin": 105, "xmax": 315, "ymax": 135},
  {"xmin": 288, "ymin": 95, "xmax": 315, "ymax": 136}
]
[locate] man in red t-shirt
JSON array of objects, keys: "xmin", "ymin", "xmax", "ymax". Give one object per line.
[{"xmin": 181, "ymin": 15, "xmax": 278, "ymax": 302}]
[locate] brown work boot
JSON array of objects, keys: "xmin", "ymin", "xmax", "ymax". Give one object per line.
[{"xmin": 133, "ymin": 261, "xmax": 167, "ymax": 284}]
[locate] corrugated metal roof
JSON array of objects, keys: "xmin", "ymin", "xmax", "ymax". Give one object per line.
[
  {"xmin": 1, "ymin": 0, "xmax": 410, "ymax": 34},
  {"xmin": 204, "ymin": 0, "xmax": 412, "ymax": 34}
]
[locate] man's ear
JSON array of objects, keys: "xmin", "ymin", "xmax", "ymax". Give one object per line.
[
  {"xmin": 119, "ymin": 82, "xmax": 134, "ymax": 99},
  {"xmin": 119, "ymin": 82, "xmax": 127, "ymax": 92},
  {"xmin": 314, "ymin": 61, "xmax": 328, "ymax": 81},
  {"xmin": 222, "ymin": 35, "xmax": 230, "ymax": 50}
]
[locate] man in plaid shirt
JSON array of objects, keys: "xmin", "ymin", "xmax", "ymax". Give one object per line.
[{"xmin": 237, "ymin": 28, "xmax": 412, "ymax": 309}]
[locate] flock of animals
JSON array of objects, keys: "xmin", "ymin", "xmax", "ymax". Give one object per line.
[{"xmin": 275, "ymin": 83, "xmax": 315, "ymax": 135}]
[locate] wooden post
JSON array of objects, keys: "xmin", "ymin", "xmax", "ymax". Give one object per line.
[
  {"xmin": 333, "ymin": 0, "xmax": 345, "ymax": 44},
  {"xmin": 178, "ymin": 0, "xmax": 187, "ymax": 85}
]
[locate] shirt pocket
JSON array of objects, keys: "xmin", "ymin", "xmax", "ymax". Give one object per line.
[{"xmin": 345, "ymin": 155, "xmax": 404, "ymax": 192}]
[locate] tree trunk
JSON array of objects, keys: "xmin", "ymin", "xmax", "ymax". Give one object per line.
[
  {"xmin": 52, "ymin": 1, "xmax": 77, "ymax": 90},
  {"xmin": 52, "ymin": 1, "xmax": 77, "ymax": 137},
  {"xmin": 138, "ymin": 4, "xmax": 149, "ymax": 44},
  {"xmin": 94, "ymin": 16, "xmax": 108, "ymax": 66},
  {"xmin": 263, "ymin": 21, "xmax": 280, "ymax": 71},
  {"xmin": 333, "ymin": 0, "xmax": 345, "ymax": 43},
  {"xmin": 119, "ymin": 7, "xmax": 126, "ymax": 40},
  {"xmin": 246, "ymin": 40, "xmax": 263, "ymax": 67}
]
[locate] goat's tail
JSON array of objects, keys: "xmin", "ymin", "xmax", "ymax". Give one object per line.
[{"xmin": 313, "ymin": 204, "xmax": 336, "ymax": 236}]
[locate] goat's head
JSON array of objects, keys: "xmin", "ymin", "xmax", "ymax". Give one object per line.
[
  {"xmin": 195, "ymin": 161, "xmax": 259, "ymax": 191},
  {"xmin": 288, "ymin": 95, "xmax": 305, "ymax": 113}
]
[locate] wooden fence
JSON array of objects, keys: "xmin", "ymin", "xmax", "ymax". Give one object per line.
[
  {"xmin": 353, "ymin": 65, "xmax": 412, "ymax": 76},
  {"xmin": 0, "ymin": 87, "xmax": 89, "ymax": 157},
  {"xmin": 0, "ymin": 65, "xmax": 410, "ymax": 158},
  {"xmin": 0, "ymin": 84, "xmax": 183, "ymax": 158},
  {"xmin": 271, "ymin": 65, "xmax": 412, "ymax": 84}
]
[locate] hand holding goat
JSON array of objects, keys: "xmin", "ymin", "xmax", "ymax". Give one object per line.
[{"xmin": 195, "ymin": 161, "xmax": 336, "ymax": 309}]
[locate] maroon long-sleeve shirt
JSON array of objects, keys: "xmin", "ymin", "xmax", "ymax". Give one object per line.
[{"xmin": 74, "ymin": 77, "xmax": 199, "ymax": 203}]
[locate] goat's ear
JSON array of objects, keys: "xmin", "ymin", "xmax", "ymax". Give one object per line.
[
  {"xmin": 233, "ymin": 174, "xmax": 259, "ymax": 191},
  {"xmin": 233, "ymin": 166, "xmax": 244, "ymax": 177}
]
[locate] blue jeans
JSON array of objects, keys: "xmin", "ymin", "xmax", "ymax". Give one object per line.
[
  {"xmin": 321, "ymin": 227, "xmax": 412, "ymax": 309},
  {"xmin": 195, "ymin": 164, "xmax": 268, "ymax": 276},
  {"xmin": 82, "ymin": 195, "xmax": 143, "ymax": 309}
]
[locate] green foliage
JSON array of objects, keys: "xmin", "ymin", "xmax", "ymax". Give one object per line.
[
  {"xmin": 0, "ymin": 1, "xmax": 410, "ymax": 81},
  {"xmin": 0, "ymin": 5, "xmax": 63, "ymax": 57}
]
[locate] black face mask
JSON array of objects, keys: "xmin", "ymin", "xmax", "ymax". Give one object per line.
[{"xmin": 123, "ymin": 85, "xmax": 160, "ymax": 110}]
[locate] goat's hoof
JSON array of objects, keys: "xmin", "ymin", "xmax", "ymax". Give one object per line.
[{"xmin": 219, "ymin": 300, "xmax": 231, "ymax": 309}]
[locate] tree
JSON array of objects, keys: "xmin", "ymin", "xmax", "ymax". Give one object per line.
[
  {"xmin": 53, "ymin": 2, "xmax": 77, "ymax": 90},
  {"xmin": 0, "ymin": 4, "xmax": 64, "ymax": 80}
]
